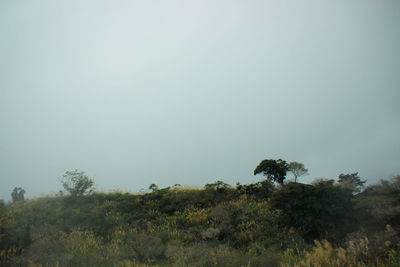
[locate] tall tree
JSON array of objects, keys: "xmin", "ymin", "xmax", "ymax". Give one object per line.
[
  {"xmin": 337, "ymin": 172, "xmax": 366, "ymax": 194},
  {"xmin": 288, "ymin": 161, "xmax": 308, "ymax": 183},
  {"xmin": 254, "ymin": 158, "xmax": 288, "ymax": 185}
]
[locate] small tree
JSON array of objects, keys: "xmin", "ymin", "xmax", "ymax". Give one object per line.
[
  {"xmin": 288, "ymin": 161, "xmax": 308, "ymax": 183},
  {"xmin": 149, "ymin": 183, "xmax": 159, "ymax": 192},
  {"xmin": 60, "ymin": 170, "xmax": 95, "ymax": 198},
  {"xmin": 254, "ymin": 158, "xmax": 288, "ymax": 185},
  {"xmin": 337, "ymin": 172, "xmax": 366, "ymax": 194},
  {"xmin": 11, "ymin": 187, "xmax": 25, "ymax": 203}
]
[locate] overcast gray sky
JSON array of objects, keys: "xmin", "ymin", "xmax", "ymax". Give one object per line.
[{"xmin": 1, "ymin": 0, "xmax": 399, "ymax": 201}]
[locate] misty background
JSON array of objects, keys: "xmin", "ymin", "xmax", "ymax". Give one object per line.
[{"xmin": 1, "ymin": 0, "xmax": 399, "ymax": 201}]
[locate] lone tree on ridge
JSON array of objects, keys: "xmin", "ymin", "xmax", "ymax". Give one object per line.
[
  {"xmin": 288, "ymin": 161, "xmax": 309, "ymax": 183},
  {"xmin": 60, "ymin": 170, "xmax": 95, "ymax": 198},
  {"xmin": 254, "ymin": 158, "xmax": 288, "ymax": 185}
]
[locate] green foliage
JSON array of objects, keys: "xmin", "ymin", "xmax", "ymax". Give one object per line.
[
  {"xmin": 11, "ymin": 187, "xmax": 25, "ymax": 203},
  {"xmin": 0, "ymin": 201, "xmax": 32, "ymax": 265},
  {"xmin": 204, "ymin": 181, "xmax": 236, "ymax": 204},
  {"xmin": 271, "ymin": 180, "xmax": 354, "ymax": 242},
  {"xmin": 204, "ymin": 180, "xmax": 231, "ymax": 191},
  {"xmin": 60, "ymin": 170, "xmax": 95, "ymax": 198},
  {"xmin": 148, "ymin": 183, "xmax": 158, "ymax": 192},
  {"xmin": 2, "ymin": 173, "xmax": 399, "ymax": 266},
  {"xmin": 236, "ymin": 180, "xmax": 275, "ymax": 199},
  {"xmin": 338, "ymin": 172, "xmax": 366, "ymax": 194},
  {"xmin": 254, "ymin": 158, "xmax": 288, "ymax": 184},
  {"xmin": 353, "ymin": 175, "xmax": 400, "ymax": 244}
]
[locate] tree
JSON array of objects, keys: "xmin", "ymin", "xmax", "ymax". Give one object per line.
[
  {"xmin": 288, "ymin": 161, "xmax": 308, "ymax": 183},
  {"xmin": 11, "ymin": 187, "xmax": 25, "ymax": 203},
  {"xmin": 149, "ymin": 183, "xmax": 159, "ymax": 192},
  {"xmin": 60, "ymin": 170, "xmax": 95, "ymax": 198},
  {"xmin": 337, "ymin": 172, "xmax": 366, "ymax": 194},
  {"xmin": 254, "ymin": 158, "xmax": 288, "ymax": 185}
]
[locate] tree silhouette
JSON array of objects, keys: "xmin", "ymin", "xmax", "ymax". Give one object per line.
[
  {"xmin": 338, "ymin": 172, "xmax": 366, "ymax": 194},
  {"xmin": 11, "ymin": 187, "xmax": 25, "ymax": 203},
  {"xmin": 254, "ymin": 159, "xmax": 288, "ymax": 185}
]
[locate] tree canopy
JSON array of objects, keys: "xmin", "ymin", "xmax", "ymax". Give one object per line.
[
  {"xmin": 337, "ymin": 172, "xmax": 366, "ymax": 194},
  {"xmin": 254, "ymin": 158, "xmax": 288, "ymax": 184},
  {"xmin": 60, "ymin": 170, "xmax": 95, "ymax": 198}
]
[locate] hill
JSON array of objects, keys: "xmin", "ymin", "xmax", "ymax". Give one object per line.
[{"xmin": 1, "ymin": 177, "xmax": 400, "ymax": 266}]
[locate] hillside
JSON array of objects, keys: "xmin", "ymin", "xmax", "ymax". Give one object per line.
[{"xmin": 1, "ymin": 176, "xmax": 400, "ymax": 266}]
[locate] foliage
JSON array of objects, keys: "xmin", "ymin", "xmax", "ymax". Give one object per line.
[
  {"xmin": 204, "ymin": 180, "xmax": 231, "ymax": 191},
  {"xmin": 282, "ymin": 238, "xmax": 400, "ymax": 267},
  {"xmin": 60, "ymin": 170, "xmax": 95, "ymax": 198},
  {"xmin": 337, "ymin": 172, "xmax": 366, "ymax": 194},
  {"xmin": 1, "ymin": 172, "xmax": 400, "ymax": 266},
  {"xmin": 254, "ymin": 159, "xmax": 288, "ymax": 185},
  {"xmin": 236, "ymin": 180, "xmax": 275, "ymax": 200},
  {"xmin": 271, "ymin": 180, "xmax": 354, "ymax": 242},
  {"xmin": 353, "ymin": 176, "xmax": 400, "ymax": 242},
  {"xmin": 11, "ymin": 187, "xmax": 25, "ymax": 203},
  {"xmin": 0, "ymin": 201, "xmax": 32, "ymax": 265},
  {"xmin": 287, "ymin": 162, "xmax": 308, "ymax": 183},
  {"xmin": 148, "ymin": 183, "xmax": 158, "ymax": 192},
  {"xmin": 363, "ymin": 175, "xmax": 400, "ymax": 196}
]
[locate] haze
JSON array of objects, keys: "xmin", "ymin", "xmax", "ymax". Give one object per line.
[{"xmin": 1, "ymin": 0, "xmax": 399, "ymax": 201}]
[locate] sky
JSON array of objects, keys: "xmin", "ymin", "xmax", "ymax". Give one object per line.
[{"xmin": 1, "ymin": 0, "xmax": 399, "ymax": 201}]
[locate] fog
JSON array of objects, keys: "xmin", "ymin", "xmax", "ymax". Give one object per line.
[{"xmin": 1, "ymin": 0, "xmax": 399, "ymax": 200}]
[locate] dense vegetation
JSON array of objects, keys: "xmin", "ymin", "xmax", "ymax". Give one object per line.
[{"xmin": 1, "ymin": 160, "xmax": 400, "ymax": 266}]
